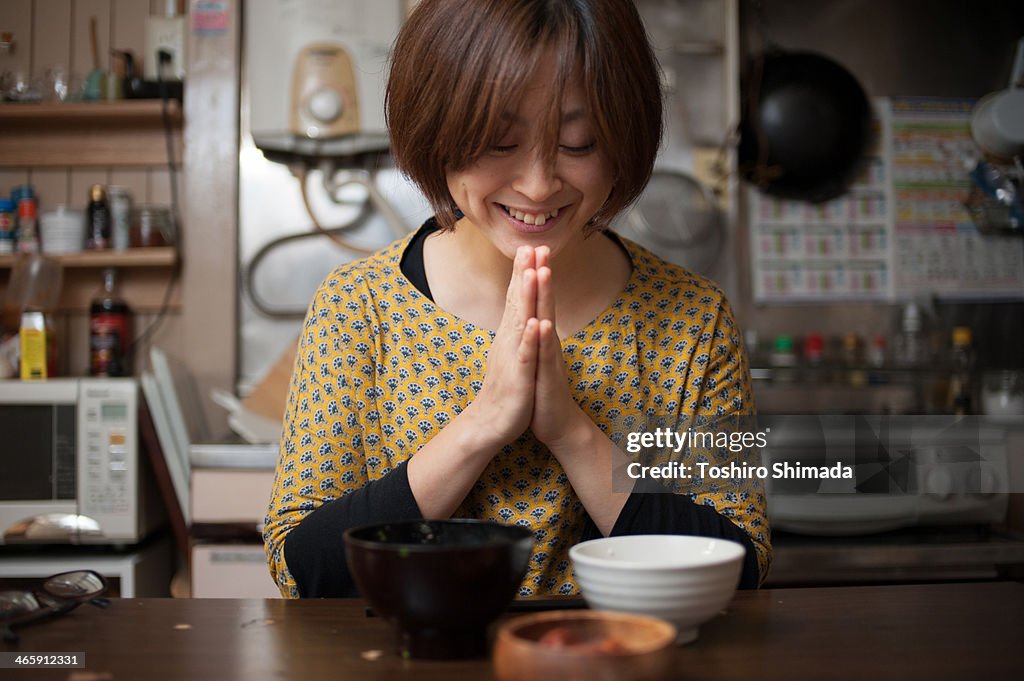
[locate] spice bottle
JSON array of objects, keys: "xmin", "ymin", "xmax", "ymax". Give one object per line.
[
  {"xmin": 841, "ymin": 333, "xmax": 866, "ymax": 387},
  {"xmin": 89, "ymin": 268, "xmax": 133, "ymax": 376},
  {"xmin": 16, "ymin": 197, "xmax": 39, "ymax": 253},
  {"xmin": 894, "ymin": 302, "xmax": 927, "ymax": 367},
  {"xmin": 867, "ymin": 334, "xmax": 888, "ymax": 385},
  {"xmin": 86, "ymin": 184, "xmax": 112, "ymax": 250},
  {"xmin": 946, "ymin": 326, "xmax": 974, "ymax": 415},
  {"xmin": 0, "ymin": 197, "xmax": 15, "ymax": 254},
  {"xmin": 770, "ymin": 335, "xmax": 799, "ymax": 383}
]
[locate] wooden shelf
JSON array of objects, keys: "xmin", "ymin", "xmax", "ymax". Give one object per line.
[
  {"xmin": 0, "ymin": 100, "xmax": 183, "ymax": 168},
  {"xmin": 0, "ymin": 247, "xmax": 177, "ymax": 270},
  {"xmin": 0, "ymin": 100, "xmax": 182, "ymax": 124},
  {"xmin": 0, "ymin": 248, "xmax": 180, "ymax": 313}
]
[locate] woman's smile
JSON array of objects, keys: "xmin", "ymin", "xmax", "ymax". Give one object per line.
[{"xmin": 496, "ymin": 202, "xmax": 570, "ymax": 234}]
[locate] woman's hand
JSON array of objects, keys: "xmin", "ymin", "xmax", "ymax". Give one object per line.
[
  {"xmin": 465, "ymin": 246, "xmax": 542, "ymax": 449},
  {"xmin": 406, "ymin": 247, "xmax": 540, "ymax": 518},
  {"xmin": 526, "ymin": 247, "xmax": 631, "ymax": 532},
  {"xmin": 528, "ymin": 246, "xmax": 590, "ymax": 449},
  {"xmin": 468, "ymin": 245, "xmax": 588, "ymax": 452}
]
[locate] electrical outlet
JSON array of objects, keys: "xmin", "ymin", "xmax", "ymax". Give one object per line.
[{"xmin": 144, "ymin": 15, "xmax": 186, "ymax": 81}]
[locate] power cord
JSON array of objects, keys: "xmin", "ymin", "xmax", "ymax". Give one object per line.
[{"xmin": 126, "ymin": 49, "xmax": 182, "ymax": 366}]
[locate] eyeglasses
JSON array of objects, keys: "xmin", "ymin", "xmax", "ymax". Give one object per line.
[{"xmin": 0, "ymin": 570, "xmax": 110, "ymax": 642}]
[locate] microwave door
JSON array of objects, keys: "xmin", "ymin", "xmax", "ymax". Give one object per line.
[
  {"xmin": 0, "ymin": 404, "xmax": 75, "ymax": 500},
  {"xmin": 0, "ymin": 402, "xmax": 90, "ymax": 543}
]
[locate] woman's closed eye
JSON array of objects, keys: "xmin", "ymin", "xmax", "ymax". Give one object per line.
[
  {"xmin": 560, "ymin": 142, "xmax": 596, "ymax": 155},
  {"xmin": 488, "ymin": 142, "xmax": 597, "ymax": 155}
]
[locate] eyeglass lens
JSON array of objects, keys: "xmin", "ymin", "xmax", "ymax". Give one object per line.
[
  {"xmin": 43, "ymin": 571, "xmax": 106, "ymax": 599},
  {"xmin": 0, "ymin": 591, "xmax": 43, "ymax": 618}
]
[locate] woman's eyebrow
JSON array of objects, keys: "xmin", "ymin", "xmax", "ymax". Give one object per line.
[
  {"xmin": 561, "ymin": 109, "xmax": 585, "ymax": 123},
  {"xmin": 499, "ymin": 109, "xmax": 587, "ymax": 125}
]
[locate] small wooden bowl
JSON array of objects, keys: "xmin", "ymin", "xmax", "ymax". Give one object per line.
[{"xmin": 493, "ymin": 610, "xmax": 677, "ymax": 681}]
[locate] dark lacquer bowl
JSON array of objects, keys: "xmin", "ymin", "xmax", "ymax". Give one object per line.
[{"xmin": 343, "ymin": 519, "xmax": 534, "ymax": 660}]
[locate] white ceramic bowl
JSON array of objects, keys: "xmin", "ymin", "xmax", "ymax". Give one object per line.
[{"xmin": 570, "ymin": 535, "xmax": 745, "ymax": 644}]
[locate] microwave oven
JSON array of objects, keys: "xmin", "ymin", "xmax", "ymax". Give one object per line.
[{"xmin": 0, "ymin": 378, "xmax": 163, "ymax": 545}]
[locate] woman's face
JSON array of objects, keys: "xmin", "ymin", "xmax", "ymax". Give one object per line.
[{"xmin": 445, "ymin": 62, "xmax": 614, "ymax": 261}]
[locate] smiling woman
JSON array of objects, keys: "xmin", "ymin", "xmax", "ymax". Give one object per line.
[{"xmin": 263, "ymin": 0, "xmax": 771, "ymax": 601}]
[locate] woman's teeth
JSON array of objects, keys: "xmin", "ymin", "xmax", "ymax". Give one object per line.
[{"xmin": 501, "ymin": 205, "xmax": 559, "ymax": 225}]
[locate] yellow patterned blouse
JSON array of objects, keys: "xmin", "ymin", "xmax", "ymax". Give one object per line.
[{"xmin": 264, "ymin": 230, "xmax": 770, "ymax": 598}]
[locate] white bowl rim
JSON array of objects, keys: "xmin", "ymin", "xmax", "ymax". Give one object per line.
[{"xmin": 569, "ymin": 534, "xmax": 746, "ymax": 571}]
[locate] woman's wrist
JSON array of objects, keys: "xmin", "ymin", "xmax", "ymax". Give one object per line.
[
  {"xmin": 406, "ymin": 401, "xmax": 508, "ymax": 519},
  {"xmin": 539, "ymin": 405, "xmax": 597, "ymax": 461},
  {"xmin": 455, "ymin": 400, "xmax": 514, "ymax": 460}
]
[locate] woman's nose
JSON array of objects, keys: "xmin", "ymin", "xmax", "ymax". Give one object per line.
[{"xmin": 511, "ymin": 151, "xmax": 562, "ymax": 202}]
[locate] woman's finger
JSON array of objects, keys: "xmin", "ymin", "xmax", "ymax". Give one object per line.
[
  {"xmin": 503, "ymin": 247, "xmax": 536, "ymax": 329},
  {"xmin": 535, "ymin": 245, "xmax": 550, "ymax": 270},
  {"xmin": 504, "ymin": 246, "xmax": 526, "ymax": 311},
  {"xmin": 538, "ymin": 318, "xmax": 559, "ymax": 367},
  {"xmin": 536, "ymin": 265, "xmax": 555, "ymax": 328},
  {"xmin": 520, "ymin": 266, "xmax": 537, "ymax": 327},
  {"xmin": 519, "ymin": 317, "xmax": 540, "ymax": 365}
]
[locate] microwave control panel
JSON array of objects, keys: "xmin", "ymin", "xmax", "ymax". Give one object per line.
[{"xmin": 79, "ymin": 379, "xmax": 139, "ymax": 540}]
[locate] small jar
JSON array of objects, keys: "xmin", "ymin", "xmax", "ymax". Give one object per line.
[
  {"xmin": 130, "ymin": 205, "xmax": 173, "ymax": 247},
  {"xmin": 981, "ymin": 370, "xmax": 1024, "ymax": 417}
]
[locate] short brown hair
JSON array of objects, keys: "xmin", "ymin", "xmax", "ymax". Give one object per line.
[{"xmin": 386, "ymin": 0, "xmax": 663, "ymax": 232}]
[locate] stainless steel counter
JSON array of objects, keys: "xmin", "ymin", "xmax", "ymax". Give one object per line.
[{"xmin": 765, "ymin": 526, "xmax": 1024, "ymax": 586}]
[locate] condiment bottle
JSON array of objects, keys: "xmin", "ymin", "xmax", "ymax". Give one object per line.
[
  {"xmin": 107, "ymin": 186, "xmax": 132, "ymax": 251},
  {"xmin": 89, "ymin": 268, "xmax": 133, "ymax": 376},
  {"xmin": 894, "ymin": 302, "xmax": 928, "ymax": 367},
  {"xmin": 946, "ymin": 326, "xmax": 974, "ymax": 415},
  {"xmin": 19, "ymin": 310, "xmax": 48, "ymax": 380},
  {"xmin": 16, "ymin": 197, "xmax": 39, "ymax": 253},
  {"xmin": 804, "ymin": 332, "xmax": 825, "ymax": 367},
  {"xmin": 770, "ymin": 335, "xmax": 798, "ymax": 383},
  {"xmin": 842, "ymin": 333, "xmax": 866, "ymax": 387},
  {"xmin": 86, "ymin": 184, "xmax": 112, "ymax": 250},
  {"xmin": 0, "ymin": 197, "xmax": 15, "ymax": 254},
  {"xmin": 867, "ymin": 334, "xmax": 888, "ymax": 385}
]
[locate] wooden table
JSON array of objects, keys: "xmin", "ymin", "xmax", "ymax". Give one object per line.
[{"xmin": 2, "ymin": 582, "xmax": 1021, "ymax": 680}]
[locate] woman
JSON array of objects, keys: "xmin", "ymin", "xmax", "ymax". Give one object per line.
[{"xmin": 264, "ymin": 0, "xmax": 770, "ymax": 598}]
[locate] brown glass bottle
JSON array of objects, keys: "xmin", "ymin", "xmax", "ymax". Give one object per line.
[{"xmin": 89, "ymin": 268, "xmax": 132, "ymax": 376}]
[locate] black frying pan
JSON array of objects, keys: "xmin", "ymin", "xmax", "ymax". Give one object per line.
[{"xmin": 739, "ymin": 50, "xmax": 873, "ymax": 203}]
